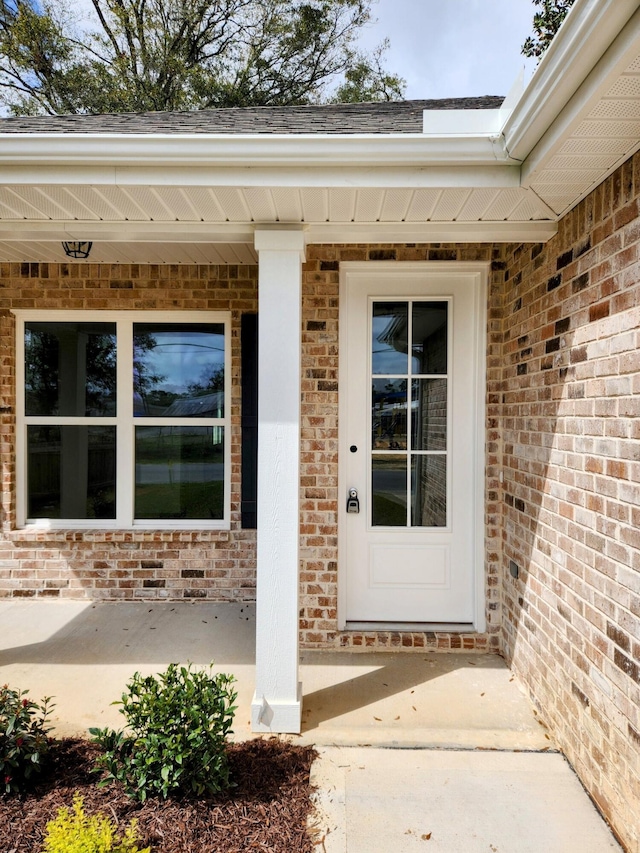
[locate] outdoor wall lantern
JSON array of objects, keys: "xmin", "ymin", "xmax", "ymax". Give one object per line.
[{"xmin": 62, "ymin": 241, "xmax": 93, "ymax": 259}]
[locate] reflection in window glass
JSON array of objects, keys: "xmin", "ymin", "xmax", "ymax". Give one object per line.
[
  {"xmin": 411, "ymin": 455, "xmax": 446, "ymax": 527},
  {"xmin": 25, "ymin": 322, "xmax": 116, "ymax": 417},
  {"xmin": 369, "ymin": 300, "xmax": 450, "ymax": 529},
  {"xmin": 372, "ymin": 454, "xmax": 407, "ymax": 526},
  {"xmin": 372, "ymin": 379, "xmax": 408, "ymax": 450},
  {"xmin": 372, "ymin": 303, "xmax": 408, "ymax": 375},
  {"xmin": 412, "ymin": 302, "xmax": 447, "ymax": 374},
  {"xmin": 134, "ymin": 324, "xmax": 225, "ymax": 418},
  {"xmin": 135, "ymin": 426, "xmax": 224, "ymax": 519},
  {"xmin": 20, "ymin": 313, "xmax": 229, "ymax": 527},
  {"xmin": 27, "ymin": 425, "xmax": 116, "ymax": 519},
  {"xmin": 411, "ymin": 379, "xmax": 447, "ymax": 451}
]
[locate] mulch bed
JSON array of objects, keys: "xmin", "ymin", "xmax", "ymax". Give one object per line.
[{"xmin": 0, "ymin": 738, "xmax": 319, "ymax": 852}]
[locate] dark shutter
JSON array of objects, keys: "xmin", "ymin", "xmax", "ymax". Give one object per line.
[{"xmin": 241, "ymin": 313, "xmax": 258, "ymax": 528}]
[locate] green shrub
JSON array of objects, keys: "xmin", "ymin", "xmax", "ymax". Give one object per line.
[
  {"xmin": 42, "ymin": 792, "xmax": 150, "ymax": 853},
  {"xmin": 90, "ymin": 663, "xmax": 236, "ymax": 802},
  {"xmin": 1, "ymin": 683, "xmax": 54, "ymax": 794}
]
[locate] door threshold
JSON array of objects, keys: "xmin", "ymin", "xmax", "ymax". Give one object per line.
[{"xmin": 345, "ymin": 622, "xmax": 476, "ymax": 632}]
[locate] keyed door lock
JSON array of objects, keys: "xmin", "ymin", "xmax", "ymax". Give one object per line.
[{"xmin": 346, "ymin": 487, "xmax": 360, "ymax": 513}]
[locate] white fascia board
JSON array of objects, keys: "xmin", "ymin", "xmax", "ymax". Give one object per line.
[
  {"xmin": 503, "ymin": 0, "xmax": 640, "ymax": 162},
  {"xmin": 0, "ymin": 166, "xmax": 118, "ymax": 185},
  {"xmin": 0, "ymin": 163, "xmax": 522, "ymax": 190},
  {"xmin": 423, "ymin": 71, "xmax": 525, "ymax": 138},
  {"xmin": 307, "ymin": 221, "xmax": 557, "ymax": 244},
  {"xmin": 0, "ymin": 219, "xmax": 558, "ymax": 244},
  {"xmin": 423, "ymin": 109, "xmax": 504, "ymax": 135},
  {"xmin": 521, "ymin": 6, "xmax": 640, "ymax": 186},
  {"xmin": 0, "ymin": 221, "xmax": 257, "ymax": 243},
  {"xmin": 0, "ymin": 132, "xmax": 517, "ymax": 168}
]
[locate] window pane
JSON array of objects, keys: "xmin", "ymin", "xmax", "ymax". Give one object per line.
[
  {"xmin": 134, "ymin": 324, "xmax": 225, "ymax": 418},
  {"xmin": 372, "ymin": 454, "xmax": 407, "ymax": 526},
  {"xmin": 135, "ymin": 426, "xmax": 224, "ymax": 520},
  {"xmin": 25, "ymin": 322, "xmax": 116, "ymax": 416},
  {"xmin": 411, "ymin": 455, "xmax": 446, "ymax": 527},
  {"xmin": 411, "ymin": 379, "xmax": 447, "ymax": 451},
  {"xmin": 372, "ymin": 379, "xmax": 408, "ymax": 450},
  {"xmin": 412, "ymin": 302, "xmax": 447, "ymax": 374},
  {"xmin": 372, "ymin": 302, "xmax": 408, "ymax": 375},
  {"xmin": 27, "ymin": 425, "xmax": 116, "ymax": 519}
]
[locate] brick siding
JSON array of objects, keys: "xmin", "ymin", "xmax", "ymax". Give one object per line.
[
  {"xmin": 0, "ymin": 264, "xmax": 259, "ymax": 601},
  {"xmin": 300, "ymin": 243, "xmax": 505, "ymax": 652},
  {"xmin": 501, "ymin": 151, "xmax": 640, "ymax": 851},
  {"xmin": 0, "ymin": 245, "xmax": 504, "ymax": 655}
]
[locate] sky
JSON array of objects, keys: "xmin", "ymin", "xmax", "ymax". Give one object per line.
[
  {"xmin": 16, "ymin": 0, "xmax": 541, "ymax": 110},
  {"xmin": 358, "ymin": 0, "xmax": 539, "ymax": 100}
]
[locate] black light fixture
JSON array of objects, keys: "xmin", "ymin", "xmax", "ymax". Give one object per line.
[{"xmin": 62, "ymin": 241, "xmax": 93, "ymax": 259}]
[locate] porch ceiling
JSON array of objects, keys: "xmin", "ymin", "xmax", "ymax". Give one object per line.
[
  {"xmin": 0, "ymin": 236, "xmax": 258, "ymax": 265},
  {"xmin": 0, "ymin": 184, "xmax": 556, "ymax": 264}
]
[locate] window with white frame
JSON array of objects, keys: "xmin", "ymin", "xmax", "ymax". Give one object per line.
[{"xmin": 15, "ymin": 311, "xmax": 230, "ymax": 529}]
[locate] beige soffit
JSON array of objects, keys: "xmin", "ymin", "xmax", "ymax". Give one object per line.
[{"xmin": 509, "ymin": 0, "xmax": 640, "ymax": 215}]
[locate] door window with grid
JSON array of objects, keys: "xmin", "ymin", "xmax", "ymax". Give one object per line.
[{"xmin": 371, "ymin": 300, "xmax": 449, "ymax": 528}]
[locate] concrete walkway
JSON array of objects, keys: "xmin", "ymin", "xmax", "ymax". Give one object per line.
[
  {"xmin": 310, "ymin": 748, "xmax": 622, "ymax": 852},
  {"xmin": 0, "ymin": 600, "xmax": 622, "ymax": 852}
]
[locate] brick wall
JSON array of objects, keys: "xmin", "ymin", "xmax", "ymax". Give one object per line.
[
  {"xmin": 501, "ymin": 151, "xmax": 640, "ymax": 851},
  {"xmin": 1, "ymin": 245, "xmax": 505, "ymax": 656},
  {"xmin": 0, "ymin": 263, "xmax": 259, "ymax": 601},
  {"xmin": 300, "ymin": 243, "xmax": 505, "ymax": 652}
]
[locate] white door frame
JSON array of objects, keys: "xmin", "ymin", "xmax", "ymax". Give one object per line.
[{"xmin": 337, "ymin": 261, "xmax": 488, "ymax": 633}]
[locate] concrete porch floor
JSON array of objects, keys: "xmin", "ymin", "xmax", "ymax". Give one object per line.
[{"xmin": 0, "ymin": 600, "xmax": 623, "ymax": 852}]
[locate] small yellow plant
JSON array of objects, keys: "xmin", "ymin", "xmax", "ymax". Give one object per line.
[{"xmin": 42, "ymin": 793, "xmax": 150, "ymax": 853}]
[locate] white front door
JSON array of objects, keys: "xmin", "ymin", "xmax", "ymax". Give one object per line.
[{"xmin": 339, "ymin": 263, "xmax": 486, "ymax": 629}]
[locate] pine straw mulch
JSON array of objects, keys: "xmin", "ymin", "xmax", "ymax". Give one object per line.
[{"xmin": 0, "ymin": 737, "xmax": 319, "ymax": 853}]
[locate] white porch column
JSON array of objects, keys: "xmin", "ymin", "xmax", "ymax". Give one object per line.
[{"xmin": 251, "ymin": 227, "xmax": 305, "ymax": 733}]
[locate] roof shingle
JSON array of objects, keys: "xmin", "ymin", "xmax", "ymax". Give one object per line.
[{"xmin": 0, "ymin": 97, "xmax": 504, "ymax": 135}]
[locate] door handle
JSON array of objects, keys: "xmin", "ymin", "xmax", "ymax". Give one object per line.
[{"xmin": 346, "ymin": 487, "xmax": 360, "ymax": 514}]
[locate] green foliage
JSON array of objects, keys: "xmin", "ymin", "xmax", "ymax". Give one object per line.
[
  {"xmin": 522, "ymin": 0, "xmax": 576, "ymax": 59},
  {"xmin": 0, "ymin": 0, "xmax": 405, "ymax": 116},
  {"xmin": 90, "ymin": 663, "xmax": 237, "ymax": 802},
  {"xmin": 25, "ymin": 324, "xmax": 117, "ymax": 416},
  {"xmin": 0, "ymin": 683, "xmax": 54, "ymax": 794},
  {"xmin": 42, "ymin": 792, "xmax": 150, "ymax": 853},
  {"xmin": 333, "ymin": 40, "xmax": 404, "ymax": 104}
]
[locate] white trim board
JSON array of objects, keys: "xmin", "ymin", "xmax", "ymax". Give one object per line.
[{"xmin": 0, "ymin": 220, "xmax": 558, "ymax": 246}]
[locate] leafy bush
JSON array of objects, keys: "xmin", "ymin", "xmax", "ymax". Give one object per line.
[
  {"xmin": 0, "ymin": 683, "xmax": 54, "ymax": 794},
  {"xmin": 90, "ymin": 663, "xmax": 237, "ymax": 801},
  {"xmin": 42, "ymin": 792, "xmax": 150, "ymax": 853}
]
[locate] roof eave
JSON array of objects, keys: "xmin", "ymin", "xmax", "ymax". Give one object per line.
[
  {"xmin": 0, "ymin": 132, "xmax": 519, "ymax": 169},
  {"xmin": 503, "ymin": 0, "xmax": 640, "ymax": 161}
]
